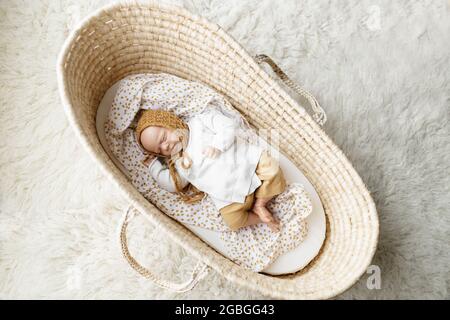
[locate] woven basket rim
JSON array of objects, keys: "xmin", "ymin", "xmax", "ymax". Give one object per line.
[{"xmin": 56, "ymin": 0, "xmax": 379, "ymax": 299}]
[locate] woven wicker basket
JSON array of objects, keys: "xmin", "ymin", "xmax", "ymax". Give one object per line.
[{"xmin": 56, "ymin": 0, "xmax": 379, "ymax": 299}]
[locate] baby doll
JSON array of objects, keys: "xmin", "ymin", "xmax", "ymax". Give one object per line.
[{"xmin": 135, "ymin": 107, "xmax": 286, "ymax": 232}]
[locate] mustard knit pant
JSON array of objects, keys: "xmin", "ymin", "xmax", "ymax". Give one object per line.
[{"xmin": 219, "ymin": 150, "xmax": 286, "ymax": 231}]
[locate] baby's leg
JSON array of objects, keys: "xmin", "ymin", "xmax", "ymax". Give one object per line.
[
  {"xmin": 251, "ymin": 150, "xmax": 286, "ymax": 228},
  {"xmin": 219, "ymin": 194, "xmax": 280, "ymax": 232},
  {"xmin": 243, "ymin": 211, "xmax": 280, "ymax": 233},
  {"xmin": 243, "ymin": 212, "xmax": 263, "ymax": 226},
  {"xmin": 253, "ymin": 196, "xmax": 276, "ymax": 222},
  {"xmin": 219, "ymin": 194, "xmax": 255, "ymax": 231},
  {"xmin": 252, "ymin": 198, "xmax": 281, "ymax": 233}
]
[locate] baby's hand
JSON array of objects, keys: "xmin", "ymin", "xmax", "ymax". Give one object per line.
[{"xmin": 202, "ymin": 146, "xmax": 221, "ymax": 159}]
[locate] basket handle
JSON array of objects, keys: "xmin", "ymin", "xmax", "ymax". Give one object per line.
[
  {"xmin": 119, "ymin": 206, "xmax": 210, "ymax": 292},
  {"xmin": 254, "ymin": 54, "xmax": 327, "ymax": 126}
]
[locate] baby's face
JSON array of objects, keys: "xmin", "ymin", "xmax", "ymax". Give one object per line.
[{"xmin": 140, "ymin": 126, "xmax": 183, "ymax": 157}]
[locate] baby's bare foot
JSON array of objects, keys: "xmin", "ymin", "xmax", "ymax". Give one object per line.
[
  {"xmin": 252, "ymin": 205, "xmax": 274, "ymax": 223},
  {"xmin": 266, "ymin": 218, "xmax": 281, "ymax": 233}
]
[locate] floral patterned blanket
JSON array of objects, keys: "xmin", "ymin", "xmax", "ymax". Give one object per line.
[{"xmin": 104, "ymin": 72, "xmax": 312, "ymax": 272}]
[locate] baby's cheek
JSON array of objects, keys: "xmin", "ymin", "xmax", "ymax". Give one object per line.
[
  {"xmin": 141, "ymin": 137, "xmax": 157, "ymax": 153},
  {"xmin": 140, "ymin": 135, "xmax": 150, "ymax": 149}
]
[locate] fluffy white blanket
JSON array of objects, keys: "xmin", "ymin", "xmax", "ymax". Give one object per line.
[{"xmin": 0, "ymin": 0, "xmax": 448, "ymax": 299}]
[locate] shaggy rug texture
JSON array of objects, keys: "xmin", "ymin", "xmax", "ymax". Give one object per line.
[{"xmin": 0, "ymin": 0, "xmax": 448, "ymax": 299}]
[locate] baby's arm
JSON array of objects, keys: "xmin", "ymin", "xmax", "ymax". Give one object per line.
[
  {"xmin": 200, "ymin": 108, "xmax": 239, "ymax": 153},
  {"xmin": 149, "ymin": 158, "xmax": 189, "ymax": 193}
]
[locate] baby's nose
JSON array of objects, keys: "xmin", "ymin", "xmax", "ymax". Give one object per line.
[{"xmin": 162, "ymin": 142, "xmax": 170, "ymax": 151}]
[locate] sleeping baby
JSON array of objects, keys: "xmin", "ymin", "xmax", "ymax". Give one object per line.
[{"xmin": 135, "ymin": 107, "xmax": 287, "ymax": 232}]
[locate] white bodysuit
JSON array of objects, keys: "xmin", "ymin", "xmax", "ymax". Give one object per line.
[{"xmin": 149, "ymin": 107, "xmax": 264, "ymax": 210}]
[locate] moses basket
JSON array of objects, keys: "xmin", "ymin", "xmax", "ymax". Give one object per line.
[{"xmin": 56, "ymin": 0, "xmax": 379, "ymax": 299}]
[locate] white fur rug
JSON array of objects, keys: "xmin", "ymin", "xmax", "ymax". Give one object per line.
[{"xmin": 0, "ymin": 0, "xmax": 448, "ymax": 299}]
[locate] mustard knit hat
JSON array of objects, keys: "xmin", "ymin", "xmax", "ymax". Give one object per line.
[
  {"xmin": 135, "ymin": 109, "xmax": 188, "ymax": 148},
  {"xmin": 135, "ymin": 109, "xmax": 201, "ymax": 201}
]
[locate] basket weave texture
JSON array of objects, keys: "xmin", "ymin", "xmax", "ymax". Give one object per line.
[{"xmin": 57, "ymin": 0, "xmax": 379, "ymax": 299}]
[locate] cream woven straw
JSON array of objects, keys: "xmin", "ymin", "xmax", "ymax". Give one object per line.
[{"xmin": 56, "ymin": 0, "xmax": 379, "ymax": 299}]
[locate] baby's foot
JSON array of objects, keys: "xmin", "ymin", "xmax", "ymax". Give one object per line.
[
  {"xmin": 252, "ymin": 205, "xmax": 274, "ymax": 223},
  {"xmin": 266, "ymin": 218, "xmax": 281, "ymax": 233}
]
